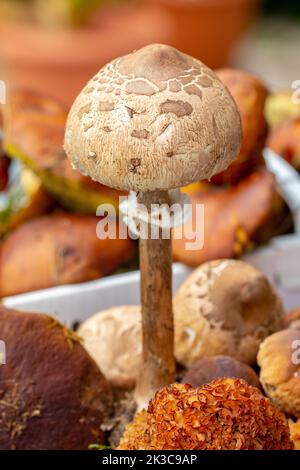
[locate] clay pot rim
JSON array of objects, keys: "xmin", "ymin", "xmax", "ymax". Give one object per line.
[
  {"xmin": 0, "ymin": 4, "xmax": 172, "ymax": 66},
  {"xmin": 151, "ymin": 0, "xmax": 259, "ymax": 9}
]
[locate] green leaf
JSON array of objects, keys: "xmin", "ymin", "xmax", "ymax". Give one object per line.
[{"xmin": 88, "ymin": 443, "xmax": 112, "ymax": 450}]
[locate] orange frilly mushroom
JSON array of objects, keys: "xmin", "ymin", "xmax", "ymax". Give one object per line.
[{"xmin": 118, "ymin": 379, "xmax": 293, "ymax": 450}]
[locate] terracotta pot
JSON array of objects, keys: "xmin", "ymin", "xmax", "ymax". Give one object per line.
[
  {"xmin": 145, "ymin": 0, "xmax": 260, "ymax": 68},
  {"xmin": 0, "ymin": 2, "xmax": 171, "ymax": 106}
]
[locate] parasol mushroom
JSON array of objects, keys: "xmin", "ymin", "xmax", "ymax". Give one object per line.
[{"xmin": 64, "ymin": 44, "xmax": 242, "ymax": 408}]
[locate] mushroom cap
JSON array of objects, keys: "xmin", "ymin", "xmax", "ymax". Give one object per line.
[
  {"xmin": 285, "ymin": 308, "xmax": 300, "ymax": 330},
  {"xmin": 173, "ymin": 168, "xmax": 284, "ymax": 267},
  {"xmin": 181, "ymin": 355, "xmax": 261, "ymax": 389},
  {"xmin": 0, "ymin": 213, "xmax": 134, "ymax": 297},
  {"xmin": 211, "ymin": 68, "xmax": 268, "ymax": 185},
  {"xmin": 257, "ymin": 329, "xmax": 300, "ymax": 417},
  {"xmin": 174, "ymin": 259, "xmax": 284, "ymax": 367},
  {"xmin": 119, "ymin": 379, "xmax": 293, "ymax": 450},
  {"xmin": 267, "ymin": 116, "xmax": 300, "ymax": 171},
  {"xmin": 64, "ymin": 44, "xmax": 242, "ymax": 191},
  {"xmin": 4, "ymin": 90, "xmax": 124, "ymax": 213},
  {"xmin": 79, "ymin": 306, "xmax": 142, "ymax": 389},
  {"xmin": 0, "ymin": 306, "xmax": 113, "ymax": 450}
]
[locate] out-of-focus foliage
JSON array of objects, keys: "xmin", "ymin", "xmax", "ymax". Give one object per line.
[
  {"xmin": 0, "ymin": 0, "xmax": 125, "ymax": 26},
  {"xmin": 264, "ymin": 0, "xmax": 300, "ymax": 16},
  {"xmin": 34, "ymin": 0, "xmax": 110, "ymax": 27}
]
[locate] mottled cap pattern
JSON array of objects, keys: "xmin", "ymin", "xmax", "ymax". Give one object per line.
[{"xmin": 64, "ymin": 44, "xmax": 242, "ymax": 191}]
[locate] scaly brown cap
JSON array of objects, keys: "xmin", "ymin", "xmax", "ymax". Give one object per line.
[{"xmin": 64, "ymin": 44, "xmax": 242, "ymax": 191}]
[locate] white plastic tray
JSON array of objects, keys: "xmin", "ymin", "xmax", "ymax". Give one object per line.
[{"xmin": 4, "ymin": 234, "xmax": 300, "ymax": 327}]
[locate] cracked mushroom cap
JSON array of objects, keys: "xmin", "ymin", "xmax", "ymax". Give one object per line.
[
  {"xmin": 174, "ymin": 259, "xmax": 284, "ymax": 367},
  {"xmin": 0, "ymin": 305, "xmax": 113, "ymax": 450},
  {"xmin": 257, "ymin": 329, "xmax": 300, "ymax": 417},
  {"xmin": 79, "ymin": 306, "xmax": 142, "ymax": 389},
  {"xmin": 64, "ymin": 44, "xmax": 242, "ymax": 191}
]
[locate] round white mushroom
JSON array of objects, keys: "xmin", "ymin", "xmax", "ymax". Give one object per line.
[{"xmin": 78, "ymin": 306, "xmax": 142, "ymax": 389}]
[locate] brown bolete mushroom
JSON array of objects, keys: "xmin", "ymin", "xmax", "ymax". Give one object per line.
[
  {"xmin": 181, "ymin": 355, "xmax": 261, "ymax": 389},
  {"xmin": 0, "ymin": 213, "xmax": 133, "ymax": 297},
  {"xmin": 212, "ymin": 68, "xmax": 268, "ymax": 185},
  {"xmin": 0, "ymin": 305, "xmax": 113, "ymax": 450},
  {"xmin": 3, "ymin": 90, "xmax": 124, "ymax": 213},
  {"xmin": 173, "ymin": 168, "xmax": 289, "ymax": 267},
  {"xmin": 64, "ymin": 44, "xmax": 242, "ymax": 407},
  {"xmin": 267, "ymin": 116, "xmax": 300, "ymax": 171},
  {"xmin": 285, "ymin": 308, "xmax": 300, "ymax": 330}
]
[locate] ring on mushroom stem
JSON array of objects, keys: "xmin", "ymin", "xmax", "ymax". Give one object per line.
[
  {"xmin": 119, "ymin": 189, "xmax": 192, "ymax": 238},
  {"xmin": 64, "ymin": 43, "xmax": 242, "ymax": 409}
]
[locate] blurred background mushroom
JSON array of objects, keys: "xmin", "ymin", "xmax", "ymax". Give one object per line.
[
  {"xmin": 0, "ymin": 213, "xmax": 134, "ymax": 297},
  {"xmin": 212, "ymin": 68, "xmax": 268, "ymax": 186},
  {"xmin": 267, "ymin": 117, "xmax": 300, "ymax": 172},
  {"xmin": 172, "ymin": 68, "xmax": 294, "ymax": 266},
  {"xmin": 3, "ymin": 90, "xmax": 125, "ymax": 213},
  {"xmin": 285, "ymin": 308, "xmax": 300, "ymax": 330}
]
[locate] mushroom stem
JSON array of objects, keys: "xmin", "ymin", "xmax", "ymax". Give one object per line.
[{"xmin": 135, "ymin": 190, "xmax": 176, "ymax": 409}]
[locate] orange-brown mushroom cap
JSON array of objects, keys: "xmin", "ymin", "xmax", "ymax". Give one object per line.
[
  {"xmin": 211, "ymin": 68, "xmax": 268, "ymax": 185},
  {"xmin": 0, "ymin": 306, "xmax": 113, "ymax": 449},
  {"xmin": 173, "ymin": 168, "xmax": 285, "ymax": 267},
  {"xmin": 0, "ymin": 213, "xmax": 134, "ymax": 297}
]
